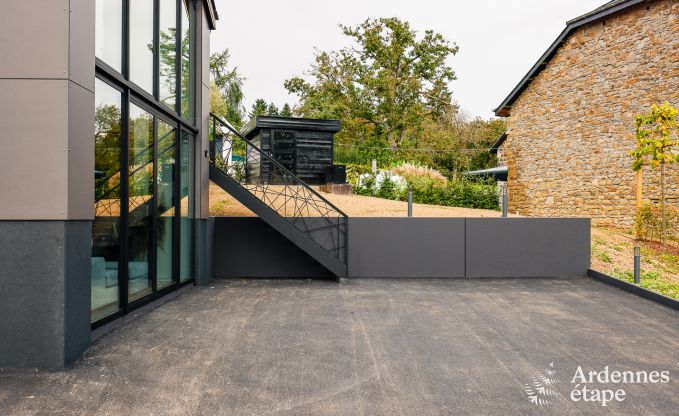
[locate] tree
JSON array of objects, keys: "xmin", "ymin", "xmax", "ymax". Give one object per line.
[
  {"xmin": 266, "ymin": 102, "xmax": 280, "ymax": 116},
  {"xmin": 285, "ymin": 18, "xmax": 458, "ymax": 152},
  {"xmin": 210, "ymin": 49, "xmax": 245, "ymax": 127},
  {"xmin": 631, "ymin": 102, "xmax": 679, "ymax": 244},
  {"xmin": 249, "ymin": 98, "xmax": 269, "ymax": 119},
  {"xmin": 280, "ymin": 103, "xmax": 293, "ymax": 117}
]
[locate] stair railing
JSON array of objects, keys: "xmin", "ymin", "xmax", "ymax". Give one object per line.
[{"xmin": 209, "ymin": 113, "xmax": 349, "ymax": 269}]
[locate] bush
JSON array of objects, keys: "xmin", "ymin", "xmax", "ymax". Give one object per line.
[
  {"xmin": 390, "ymin": 163, "xmax": 448, "ymax": 188},
  {"xmin": 354, "ymin": 169, "xmax": 499, "ymax": 211},
  {"xmin": 345, "ymin": 163, "xmax": 373, "ymax": 187},
  {"xmin": 635, "ymin": 203, "xmax": 678, "ymax": 242}
]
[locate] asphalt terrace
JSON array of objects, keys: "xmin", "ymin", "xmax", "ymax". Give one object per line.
[{"xmin": 1, "ymin": 278, "xmax": 678, "ymax": 415}]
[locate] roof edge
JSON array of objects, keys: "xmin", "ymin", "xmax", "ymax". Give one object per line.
[
  {"xmin": 241, "ymin": 116, "xmax": 342, "ymax": 137},
  {"xmin": 489, "ymin": 132, "xmax": 507, "ymax": 154},
  {"xmin": 493, "ymin": 0, "xmax": 646, "ymax": 117},
  {"xmin": 203, "ymin": 0, "xmax": 218, "ymax": 30}
]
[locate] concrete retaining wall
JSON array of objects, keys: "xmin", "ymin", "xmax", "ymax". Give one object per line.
[{"xmin": 211, "ymin": 217, "xmax": 590, "ymax": 279}]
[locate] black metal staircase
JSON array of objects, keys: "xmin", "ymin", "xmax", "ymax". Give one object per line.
[{"xmin": 209, "ymin": 114, "xmax": 349, "ymax": 279}]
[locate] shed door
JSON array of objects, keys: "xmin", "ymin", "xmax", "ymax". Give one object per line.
[{"xmin": 272, "ymin": 130, "xmax": 296, "ymax": 173}]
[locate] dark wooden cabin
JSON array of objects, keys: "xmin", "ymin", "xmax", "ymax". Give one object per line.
[{"xmin": 241, "ymin": 116, "xmax": 341, "ymax": 185}]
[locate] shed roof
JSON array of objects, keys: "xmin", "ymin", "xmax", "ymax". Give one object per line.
[
  {"xmin": 493, "ymin": 0, "xmax": 646, "ymax": 117},
  {"xmin": 241, "ymin": 116, "xmax": 342, "ymax": 138}
]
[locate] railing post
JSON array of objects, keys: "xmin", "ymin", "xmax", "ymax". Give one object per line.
[{"xmin": 407, "ymin": 187, "xmax": 413, "ymax": 217}]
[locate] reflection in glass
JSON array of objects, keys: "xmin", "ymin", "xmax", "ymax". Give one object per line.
[
  {"xmin": 159, "ymin": 0, "xmax": 177, "ymax": 109},
  {"xmin": 128, "ymin": 104, "xmax": 154, "ymax": 302},
  {"xmin": 95, "ymin": 0, "xmax": 122, "ymax": 72},
  {"xmin": 92, "ymin": 78, "xmax": 122, "ymax": 322},
  {"xmin": 181, "ymin": 0, "xmax": 193, "ymax": 120},
  {"xmin": 130, "ymin": 0, "xmax": 155, "ymax": 93},
  {"xmin": 180, "ymin": 131, "xmax": 194, "ymax": 282},
  {"xmin": 157, "ymin": 121, "xmax": 176, "ymax": 289}
]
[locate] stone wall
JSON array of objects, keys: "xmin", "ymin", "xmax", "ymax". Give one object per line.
[{"xmin": 501, "ymin": 0, "xmax": 679, "ymax": 228}]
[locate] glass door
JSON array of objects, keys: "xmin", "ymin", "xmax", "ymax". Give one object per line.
[{"xmin": 156, "ymin": 120, "xmax": 177, "ymax": 290}]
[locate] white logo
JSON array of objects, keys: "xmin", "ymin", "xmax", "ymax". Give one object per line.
[
  {"xmin": 524, "ymin": 362, "xmax": 559, "ymax": 406},
  {"xmin": 523, "ymin": 363, "xmax": 671, "ymax": 408}
]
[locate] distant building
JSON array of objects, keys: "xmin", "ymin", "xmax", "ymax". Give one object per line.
[{"xmin": 493, "ymin": 0, "xmax": 679, "ymax": 227}]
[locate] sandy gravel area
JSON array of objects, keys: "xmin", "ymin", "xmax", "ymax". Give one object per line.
[{"xmin": 209, "ymin": 182, "xmax": 503, "ymax": 218}]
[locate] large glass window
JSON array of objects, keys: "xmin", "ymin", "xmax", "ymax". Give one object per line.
[
  {"xmin": 130, "ymin": 0, "xmax": 155, "ymax": 93},
  {"xmin": 128, "ymin": 104, "xmax": 154, "ymax": 302},
  {"xmin": 156, "ymin": 120, "xmax": 177, "ymax": 289},
  {"xmin": 180, "ymin": 131, "xmax": 194, "ymax": 282},
  {"xmin": 159, "ymin": 0, "xmax": 178, "ymax": 109},
  {"xmin": 180, "ymin": 0, "xmax": 193, "ymax": 120},
  {"xmin": 93, "ymin": 0, "xmax": 197, "ymax": 325},
  {"xmin": 95, "ymin": 0, "xmax": 122, "ymax": 72},
  {"xmin": 92, "ymin": 79, "xmax": 123, "ymax": 323}
]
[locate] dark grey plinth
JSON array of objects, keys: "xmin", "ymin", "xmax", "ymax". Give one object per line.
[
  {"xmin": 211, "ymin": 217, "xmax": 333, "ymax": 279},
  {"xmin": 196, "ymin": 218, "xmax": 211, "ymax": 286},
  {"xmin": 348, "ymin": 218, "xmax": 466, "ymax": 278},
  {"xmin": 465, "ymin": 218, "xmax": 591, "ymax": 277},
  {"xmin": 0, "ymin": 221, "xmax": 91, "ymax": 369}
]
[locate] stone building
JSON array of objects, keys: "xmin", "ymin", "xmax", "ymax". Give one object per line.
[{"xmin": 493, "ymin": 0, "xmax": 679, "ymax": 227}]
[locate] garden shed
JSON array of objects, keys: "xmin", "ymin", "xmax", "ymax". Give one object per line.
[{"xmin": 241, "ymin": 116, "xmax": 342, "ymax": 185}]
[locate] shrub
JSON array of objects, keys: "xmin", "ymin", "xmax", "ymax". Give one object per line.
[
  {"xmin": 635, "ymin": 203, "xmax": 678, "ymax": 242},
  {"xmin": 390, "ymin": 163, "xmax": 448, "ymax": 188},
  {"xmin": 345, "ymin": 163, "xmax": 373, "ymax": 187}
]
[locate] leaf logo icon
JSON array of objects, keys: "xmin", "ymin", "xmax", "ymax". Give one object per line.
[{"xmin": 524, "ymin": 363, "xmax": 559, "ymax": 407}]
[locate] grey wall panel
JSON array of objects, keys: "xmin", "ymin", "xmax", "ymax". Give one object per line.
[
  {"xmin": 212, "ymin": 217, "xmax": 334, "ymax": 279},
  {"xmin": 348, "ymin": 218, "xmax": 466, "ymax": 278},
  {"xmin": 196, "ymin": 219, "xmax": 211, "ymax": 285},
  {"xmin": 68, "ymin": 82, "xmax": 95, "ymax": 220},
  {"xmin": 465, "ymin": 218, "xmax": 591, "ymax": 277},
  {"xmin": 0, "ymin": 79, "xmax": 69, "ymax": 220},
  {"xmin": 68, "ymin": 0, "xmax": 96, "ymax": 92},
  {"xmin": 0, "ymin": 0, "xmax": 69, "ymax": 79},
  {"xmin": 0, "ymin": 221, "xmax": 90, "ymax": 369},
  {"xmin": 198, "ymin": 83, "xmax": 210, "ymax": 219},
  {"xmin": 63, "ymin": 221, "xmax": 92, "ymax": 364}
]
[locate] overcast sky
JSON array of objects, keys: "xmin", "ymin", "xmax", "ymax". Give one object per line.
[{"xmin": 211, "ymin": 0, "xmax": 605, "ymax": 120}]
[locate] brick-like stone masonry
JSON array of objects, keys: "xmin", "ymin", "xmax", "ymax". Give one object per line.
[{"xmin": 499, "ymin": 0, "xmax": 679, "ymax": 228}]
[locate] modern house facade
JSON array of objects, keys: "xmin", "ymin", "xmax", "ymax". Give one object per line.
[
  {"xmin": 0, "ymin": 0, "xmax": 217, "ymax": 369},
  {"xmin": 493, "ymin": 0, "xmax": 679, "ymax": 227},
  {"xmin": 0, "ymin": 1, "xmax": 594, "ymax": 371}
]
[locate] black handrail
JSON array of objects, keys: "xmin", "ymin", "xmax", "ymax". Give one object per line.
[
  {"xmin": 209, "ymin": 113, "xmax": 349, "ymax": 217},
  {"xmin": 209, "ymin": 113, "xmax": 348, "ymax": 267}
]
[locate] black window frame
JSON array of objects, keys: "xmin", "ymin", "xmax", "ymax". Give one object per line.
[{"xmin": 92, "ymin": 0, "xmax": 198, "ymax": 329}]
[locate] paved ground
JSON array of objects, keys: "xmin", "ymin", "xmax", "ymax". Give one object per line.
[{"xmin": 1, "ymin": 278, "xmax": 678, "ymax": 415}]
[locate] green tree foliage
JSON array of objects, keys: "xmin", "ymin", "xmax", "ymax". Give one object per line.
[
  {"xmin": 249, "ymin": 98, "xmax": 269, "ymax": 119},
  {"xmin": 267, "ymin": 102, "xmax": 280, "ymax": 116},
  {"xmin": 210, "ymin": 49, "xmax": 245, "ymax": 127},
  {"xmin": 95, "ymin": 104, "xmax": 122, "ymax": 200},
  {"xmin": 285, "ymin": 17, "xmax": 501, "ymax": 173},
  {"xmin": 285, "ymin": 17, "xmax": 458, "ymax": 152},
  {"xmin": 280, "ymin": 103, "xmax": 293, "ymax": 117},
  {"xmin": 631, "ymin": 102, "xmax": 679, "ymax": 244}
]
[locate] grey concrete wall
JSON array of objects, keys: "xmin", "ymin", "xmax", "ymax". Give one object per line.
[
  {"xmin": 465, "ymin": 218, "xmax": 591, "ymax": 277},
  {"xmin": 348, "ymin": 218, "xmax": 466, "ymax": 278},
  {"xmin": 211, "ymin": 217, "xmax": 334, "ymax": 279},
  {"xmin": 0, "ymin": 221, "xmax": 91, "ymax": 369},
  {"xmin": 210, "ymin": 217, "xmax": 590, "ymax": 279}
]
